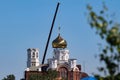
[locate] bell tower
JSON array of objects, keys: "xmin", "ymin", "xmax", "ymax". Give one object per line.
[{"xmin": 27, "ymin": 48, "xmax": 40, "ymax": 68}]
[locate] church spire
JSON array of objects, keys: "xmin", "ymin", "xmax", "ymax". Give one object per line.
[{"xmin": 58, "ymin": 26, "xmax": 60, "ymax": 35}]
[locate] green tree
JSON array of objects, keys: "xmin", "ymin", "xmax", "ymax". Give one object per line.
[
  {"xmin": 2, "ymin": 74, "xmax": 15, "ymax": 80},
  {"xmin": 29, "ymin": 74, "xmax": 43, "ymax": 80},
  {"xmin": 29, "ymin": 69, "xmax": 58, "ymax": 80},
  {"xmin": 47, "ymin": 69, "xmax": 58, "ymax": 80},
  {"xmin": 87, "ymin": 3, "xmax": 120, "ymax": 80}
]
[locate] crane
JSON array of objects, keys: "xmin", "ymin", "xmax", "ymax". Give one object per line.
[{"xmin": 42, "ymin": 2, "xmax": 60, "ymax": 64}]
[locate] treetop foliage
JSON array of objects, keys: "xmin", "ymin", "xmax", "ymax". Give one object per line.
[{"xmin": 87, "ymin": 3, "xmax": 120, "ymax": 80}]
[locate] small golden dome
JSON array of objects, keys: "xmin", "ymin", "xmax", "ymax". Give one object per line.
[{"xmin": 52, "ymin": 34, "xmax": 67, "ymax": 48}]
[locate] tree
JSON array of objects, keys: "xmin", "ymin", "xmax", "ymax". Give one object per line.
[
  {"xmin": 2, "ymin": 74, "xmax": 15, "ymax": 80},
  {"xmin": 29, "ymin": 74, "xmax": 43, "ymax": 80},
  {"xmin": 87, "ymin": 3, "xmax": 120, "ymax": 80},
  {"xmin": 29, "ymin": 69, "xmax": 58, "ymax": 80},
  {"xmin": 47, "ymin": 69, "xmax": 58, "ymax": 80}
]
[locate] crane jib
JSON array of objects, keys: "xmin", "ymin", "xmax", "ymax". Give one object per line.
[{"xmin": 42, "ymin": 2, "xmax": 60, "ymax": 64}]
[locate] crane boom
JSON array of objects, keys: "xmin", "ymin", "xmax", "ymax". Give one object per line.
[{"xmin": 42, "ymin": 2, "xmax": 60, "ymax": 64}]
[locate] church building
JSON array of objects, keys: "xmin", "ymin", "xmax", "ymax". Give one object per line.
[{"xmin": 24, "ymin": 32, "xmax": 88, "ymax": 80}]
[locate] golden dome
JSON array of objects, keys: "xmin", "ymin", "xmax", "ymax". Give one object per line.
[{"xmin": 52, "ymin": 34, "xmax": 67, "ymax": 48}]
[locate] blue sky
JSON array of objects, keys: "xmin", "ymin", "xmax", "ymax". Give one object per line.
[{"xmin": 0, "ymin": 0, "xmax": 120, "ymax": 80}]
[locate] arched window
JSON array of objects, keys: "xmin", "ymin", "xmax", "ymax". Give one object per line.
[
  {"xmin": 58, "ymin": 67, "xmax": 68, "ymax": 79},
  {"xmin": 36, "ymin": 52, "xmax": 38, "ymax": 58},
  {"xmin": 32, "ymin": 52, "xmax": 35, "ymax": 58}
]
